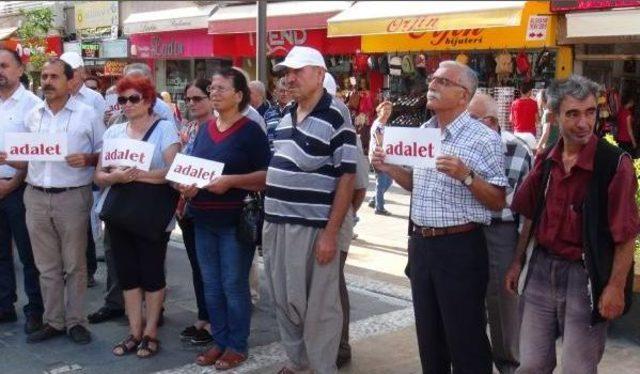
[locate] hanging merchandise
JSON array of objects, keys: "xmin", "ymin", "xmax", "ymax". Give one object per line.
[
  {"xmin": 401, "ymin": 54, "xmax": 415, "ymax": 74},
  {"xmin": 378, "ymin": 54, "xmax": 390, "ymax": 74},
  {"xmin": 367, "ymin": 55, "xmax": 379, "ymax": 71},
  {"xmin": 495, "ymin": 51, "xmax": 513, "ymax": 85},
  {"xmin": 414, "ymin": 53, "xmax": 426, "ymax": 69},
  {"xmin": 493, "ymin": 86, "xmax": 517, "ymax": 131},
  {"xmin": 534, "ymin": 47, "xmax": 551, "ymax": 77},
  {"xmin": 455, "ymin": 52, "xmax": 469, "ymax": 65},
  {"xmin": 425, "ymin": 54, "xmax": 439, "ymax": 75},
  {"xmin": 389, "ymin": 55, "xmax": 402, "ymax": 76},
  {"xmin": 354, "ymin": 53, "xmax": 369, "ymax": 75},
  {"xmin": 515, "ymin": 51, "xmax": 531, "ymax": 76}
]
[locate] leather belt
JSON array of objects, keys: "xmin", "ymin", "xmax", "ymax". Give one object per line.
[
  {"xmin": 412, "ymin": 222, "xmax": 479, "ymax": 238},
  {"xmin": 29, "ymin": 184, "xmax": 86, "ymax": 194}
]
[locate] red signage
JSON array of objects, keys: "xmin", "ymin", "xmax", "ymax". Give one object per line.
[
  {"xmin": 130, "ymin": 29, "xmax": 213, "ymax": 59},
  {"xmin": 551, "ymin": 0, "xmax": 640, "ymax": 12}
]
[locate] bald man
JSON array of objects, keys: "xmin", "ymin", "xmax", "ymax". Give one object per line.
[{"xmin": 468, "ymin": 93, "xmax": 533, "ymax": 374}]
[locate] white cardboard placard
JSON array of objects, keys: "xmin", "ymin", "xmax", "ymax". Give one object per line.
[
  {"xmin": 101, "ymin": 138, "xmax": 155, "ymax": 171},
  {"xmin": 166, "ymin": 153, "xmax": 225, "ymax": 188},
  {"xmin": 5, "ymin": 132, "xmax": 68, "ymax": 161},
  {"xmin": 104, "ymin": 93, "xmax": 121, "ymax": 119},
  {"xmin": 382, "ymin": 127, "xmax": 441, "ymax": 168}
]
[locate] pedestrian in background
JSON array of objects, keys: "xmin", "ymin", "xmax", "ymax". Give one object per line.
[
  {"xmin": 615, "ymin": 95, "xmax": 636, "ymax": 156},
  {"xmin": 510, "ymin": 80, "xmax": 538, "ymax": 150},
  {"xmin": 368, "ymin": 101, "xmax": 394, "ymax": 216}
]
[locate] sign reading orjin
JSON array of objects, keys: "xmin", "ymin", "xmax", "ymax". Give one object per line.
[
  {"xmin": 382, "ymin": 128, "xmax": 441, "ymax": 168},
  {"xmin": 101, "ymin": 138, "xmax": 155, "ymax": 171},
  {"xmin": 166, "ymin": 153, "xmax": 225, "ymax": 188},
  {"xmin": 5, "ymin": 133, "xmax": 68, "ymax": 161},
  {"xmin": 386, "ymin": 16, "xmax": 440, "ymax": 33}
]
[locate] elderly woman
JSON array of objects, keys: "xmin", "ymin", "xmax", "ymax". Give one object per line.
[
  {"xmin": 95, "ymin": 74, "xmax": 180, "ymax": 358},
  {"xmin": 177, "ymin": 78, "xmax": 214, "ymax": 345},
  {"xmin": 178, "ymin": 68, "xmax": 270, "ymax": 370}
]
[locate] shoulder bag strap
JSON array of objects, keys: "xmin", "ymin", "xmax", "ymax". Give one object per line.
[{"xmin": 142, "ymin": 119, "xmax": 162, "ymax": 142}]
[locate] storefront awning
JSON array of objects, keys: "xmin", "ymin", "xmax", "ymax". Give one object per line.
[
  {"xmin": 566, "ymin": 8, "xmax": 640, "ymax": 38},
  {"xmin": 123, "ymin": 5, "xmax": 216, "ymax": 35},
  {"xmin": 208, "ymin": 1, "xmax": 352, "ymax": 34},
  {"xmin": 0, "ymin": 27, "xmax": 18, "ymax": 40},
  {"xmin": 327, "ymin": 1, "xmax": 526, "ymax": 37}
]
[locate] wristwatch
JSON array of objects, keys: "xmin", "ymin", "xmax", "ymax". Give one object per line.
[{"xmin": 462, "ymin": 170, "xmax": 475, "ymax": 187}]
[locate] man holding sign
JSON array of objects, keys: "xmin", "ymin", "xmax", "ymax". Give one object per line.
[
  {"xmin": 371, "ymin": 61, "xmax": 507, "ymax": 374},
  {"xmin": 0, "ymin": 58, "xmax": 105, "ymax": 345}
]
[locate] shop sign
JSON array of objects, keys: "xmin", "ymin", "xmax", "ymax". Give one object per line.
[
  {"xmin": 104, "ymin": 60, "xmax": 126, "ymax": 76},
  {"xmin": 526, "ymin": 16, "xmax": 549, "ymax": 41},
  {"xmin": 75, "ymin": 1, "xmax": 118, "ymax": 39},
  {"xmin": 129, "ymin": 30, "xmax": 213, "ymax": 59},
  {"xmin": 386, "ymin": 16, "xmax": 440, "ymax": 33},
  {"xmin": 550, "ymin": 0, "xmax": 640, "ymax": 12},
  {"xmin": 81, "ymin": 42, "xmax": 100, "ymax": 58},
  {"xmin": 100, "ymin": 39, "xmax": 128, "ymax": 59},
  {"xmin": 267, "ymin": 30, "xmax": 308, "ymax": 55}
]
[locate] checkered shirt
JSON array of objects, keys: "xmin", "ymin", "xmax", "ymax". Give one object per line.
[
  {"xmin": 493, "ymin": 131, "xmax": 533, "ymax": 222},
  {"xmin": 411, "ymin": 111, "xmax": 508, "ymax": 227}
]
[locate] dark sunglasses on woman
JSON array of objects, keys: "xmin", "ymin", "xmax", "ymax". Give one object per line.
[{"xmin": 117, "ymin": 95, "xmax": 142, "ymax": 105}]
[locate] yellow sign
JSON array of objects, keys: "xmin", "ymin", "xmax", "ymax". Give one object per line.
[
  {"xmin": 75, "ymin": 1, "xmax": 118, "ymax": 31},
  {"xmin": 362, "ymin": 1, "xmax": 556, "ymax": 53}
]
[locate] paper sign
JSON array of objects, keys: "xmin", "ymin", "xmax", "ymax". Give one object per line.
[
  {"xmin": 104, "ymin": 93, "xmax": 121, "ymax": 119},
  {"xmin": 166, "ymin": 153, "xmax": 225, "ymax": 188},
  {"xmin": 526, "ymin": 15, "xmax": 549, "ymax": 41},
  {"xmin": 5, "ymin": 132, "xmax": 68, "ymax": 161},
  {"xmin": 382, "ymin": 127, "xmax": 441, "ymax": 168},
  {"xmin": 101, "ymin": 138, "xmax": 155, "ymax": 171}
]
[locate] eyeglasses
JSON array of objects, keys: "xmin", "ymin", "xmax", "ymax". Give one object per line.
[
  {"xmin": 117, "ymin": 95, "xmax": 142, "ymax": 105},
  {"xmin": 427, "ymin": 76, "xmax": 468, "ymax": 92},
  {"xmin": 185, "ymin": 96, "xmax": 208, "ymax": 104},
  {"xmin": 208, "ymin": 85, "xmax": 234, "ymax": 94}
]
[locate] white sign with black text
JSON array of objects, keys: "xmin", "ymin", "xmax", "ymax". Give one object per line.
[
  {"xmin": 5, "ymin": 132, "xmax": 68, "ymax": 161},
  {"xmin": 166, "ymin": 153, "xmax": 225, "ymax": 188},
  {"xmin": 382, "ymin": 127, "xmax": 441, "ymax": 168},
  {"xmin": 101, "ymin": 138, "xmax": 155, "ymax": 171}
]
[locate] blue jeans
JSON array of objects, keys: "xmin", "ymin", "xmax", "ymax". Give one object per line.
[
  {"xmin": 195, "ymin": 223, "xmax": 255, "ymax": 354},
  {"xmin": 0, "ymin": 185, "xmax": 43, "ymax": 317},
  {"xmin": 373, "ymin": 172, "xmax": 392, "ymax": 211}
]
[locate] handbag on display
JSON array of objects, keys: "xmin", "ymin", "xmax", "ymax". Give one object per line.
[
  {"xmin": 237, "ymin": 192, "xmax": 264, "ymax": 247},
  {"xmin": 99, "ymin": 119, "xmax": 180, "ymax": 241},
  {"xmin": 401, "ymin": 54, "xmax": 415, "ymax": 74},
  {"xmin": 516, "ymin": 51, "xmax": 531, "ymax": 76},
  {"xmin": 389, "ymin": 55, "xmax": 403, "ymax": 76}
]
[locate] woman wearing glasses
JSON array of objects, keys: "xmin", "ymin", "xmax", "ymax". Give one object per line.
[
  {"xmin": 176, "ymin": 78, "xmax": 214, "ymax": 345},
  {"xmin": 94, "ymin": 74, "xmax": 180, "ymax": 359},
  {"xmin": 177, "ymin": 68, "xmax": 270, "ymax": 370}
]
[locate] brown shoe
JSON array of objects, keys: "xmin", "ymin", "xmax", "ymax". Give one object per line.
[
  {"xmin": 214, "ymin": 349, "xmax": 247, "ymax": 371},
  {"xmin": 195, "ymin": 345, "xmax": 224, "ymax": 366},
  {"xmin": 26, "ymin": 323, "xmax": 65, "ymax": 343}
]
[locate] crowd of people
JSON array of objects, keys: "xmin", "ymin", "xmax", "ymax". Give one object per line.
[{"xmin": 0, "ymin": 43, "xmax": 637, "ymax": 374}]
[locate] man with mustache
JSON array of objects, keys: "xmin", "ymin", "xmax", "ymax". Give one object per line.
[
  {"xmin": 0, "ymin": 47, "xmax": 44, "ymax": 335},
  {"xmin": 505, "ymin": 76, "xmax": 639, "ymax": 373},
  {"xmin": 371, "ymin": 61, "xmax": 507, "ymax": 373},
  {"xmin": 0, "ymin": 58, "xmax": 105, "ymax": 345}
]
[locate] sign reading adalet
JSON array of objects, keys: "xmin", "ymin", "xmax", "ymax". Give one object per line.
[
  {"xmin": 5, "ymin": 132, "xmax": 68, "ymax": 161},
  {"xmin": 382, "ymin": 127, "xmax": 441, "ymax": 168},
  {"xmin": 101, "ymin": 138, "xmax": 154, "ymax": 171},
  {"xmin": 166, "ymin": 153, "xmax": 225, "ymax": 188}
]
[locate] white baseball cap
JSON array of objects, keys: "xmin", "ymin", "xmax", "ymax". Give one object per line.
[
  {"xmin": 273, "ymin": 46, "xmax": 326, "ymax": 72},
  {"xmin": 323, "ymin": 73, "xmax": 337, "ymax": 96},
  {"xmin": 60, "ymin": 51, "xmax": 84, "ymax": 69}
]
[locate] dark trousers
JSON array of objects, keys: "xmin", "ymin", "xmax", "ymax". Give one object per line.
[
  {"xmin": 86, "ymin": 223, "xmax": 96, "ymax": 278},
  {"xmin": 102, "ymin": 227, "xmax": 124, "ymax": 311},
  {"xmin": 408, "ymin": 228, "xmax": 492, "ymax": 374},
  {"xmin": 0, "ymin": 185, "xmax": 43, "ymax": 317},
  {"xmin": 178, "ymin": 215, "xmax": 209, "ymax": 322}
]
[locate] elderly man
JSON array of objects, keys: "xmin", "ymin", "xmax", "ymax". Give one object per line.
[
  {"xmin": 372, "ymin": 61, "xmax": 507, "ymax": 373},
  {"xmin": 0, "ymin": 58, "xmax": 105, "ymax": 344},
  {"xmin": 468, "ymin": 93, "xmax": 532, "ymax": 374},
  {"xmin": 60, "ymin": 51, "xmax": 105, "ymax": 289},
  {"xmin": 505, "ymin": 76, "xmax": 639, "ymax": 373},
  {"xmin": 0, "ymin": 48, "xmax": 44, "ymax": 334},
  {"xmin": 263, "ymin": 46, "xmax": 357, "ymax": 374}
]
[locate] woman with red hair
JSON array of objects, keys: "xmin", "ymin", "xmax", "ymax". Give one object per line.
[{"xmin": 94, "ymin": 74, "xmax": 180, "ymax": 358}]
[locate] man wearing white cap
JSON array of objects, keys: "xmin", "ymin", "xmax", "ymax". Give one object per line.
[
  {"xmin": 60, "ymin": 51, "xmax": 106, "ymax": 288},
  {"xmin": 263, "ymin": 46, "xmax": 357, "ymax": 374}
]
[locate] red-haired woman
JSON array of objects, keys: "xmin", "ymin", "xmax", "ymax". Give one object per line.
[{"xmin": 94, "ymin": 74, "xmax": 180, "ymax": 358}]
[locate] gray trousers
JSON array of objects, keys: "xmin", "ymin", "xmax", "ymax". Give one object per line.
[
  {"xmin": 338, "ymin": 251, "xmax": 351, "ymax": 360},
  {"xmin": 263, "ymin": 222, "xmax": 342, "ymax": 374},
  {"xmin": 24, "ymin": 185, "xmax": 92, "ymax": 330},
  {"xmin": 516, "ymin": 249, "xmax": 608, "ymax": 374},
  {"xmin": 102, "ymin": 227, "xmax": 124, "ymax": 311},
  {"xmin": 483, "ymin": 222, "xmax": 521, "ymax": 374}
]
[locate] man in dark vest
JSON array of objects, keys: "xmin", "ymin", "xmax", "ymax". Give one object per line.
[{"xmin": 505, "ymin": 75, "xmax": 639, "ymax": 373}]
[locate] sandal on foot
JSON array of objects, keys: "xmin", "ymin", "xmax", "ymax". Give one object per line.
[
  {"xmin": 214, "ymin": 350, "xmax": 247, "ymax": 371},
  {"xmin": 136, "ymin": 335, "xmax": 160, "ymax": 358},
  {"xmin": 112, "ymin": 335, "xmax": 140, "ymax": 356},
  {"xmin": 196, "ymin": 345, "xmax": 224, "ymax": 366}
]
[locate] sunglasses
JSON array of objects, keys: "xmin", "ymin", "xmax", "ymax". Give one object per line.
[
  {"xmin": 185, "ymin": 96, "xmax": 208, "ymax": 104},
  {"xmin": 117, "ymin": 95, "xmax": 142, "ymax": 105}
]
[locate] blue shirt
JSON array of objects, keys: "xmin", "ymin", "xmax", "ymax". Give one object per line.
[{"xmin": 189, "ymin": 117, "xmax": 270, "ymax": 226}]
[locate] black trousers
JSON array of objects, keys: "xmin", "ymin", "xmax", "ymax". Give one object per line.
[{"xmin": 407, "ymin": 228, "xmax": 492, "ymax": 374}]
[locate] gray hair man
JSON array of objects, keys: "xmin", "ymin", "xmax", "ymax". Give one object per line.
[
  {"xmin": 263, "ymin": 46, "xmax": 357, "ymax": 374},
  {"xmin": 506, "ymin": 75, "xmax": 639, "ymax": 373},
  {"xmin": 372, "ymin": 60, "xmax": 508, "ymax": 373},
  {"xmin": 469, "ymin": 92, "xmax": 532, "ymax": 374}
]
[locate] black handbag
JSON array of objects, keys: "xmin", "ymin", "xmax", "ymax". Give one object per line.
[
  {"xmin": 99, "ymin": 120, "xmax": 179, "ymax": 241},
  {"xmin": 236, "ymin": 192, "xmax": 264, "ymax": 247}
]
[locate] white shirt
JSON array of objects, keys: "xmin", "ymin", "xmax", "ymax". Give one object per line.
[
  {"xmin": 0, "ymin": 85, "xmax": 43, "ymax": 178},
  {"xmin": 25, "ymin": 96, "xmax": 105, "ymax": 188},
  {"xmin": 74, "ymin": 84, "xmax": 106, "ymax": 118}
]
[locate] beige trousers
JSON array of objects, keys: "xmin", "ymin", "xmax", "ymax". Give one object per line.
[{"xmin": 24, "ymin": 185, "xmax": 92, "ymax": 331}]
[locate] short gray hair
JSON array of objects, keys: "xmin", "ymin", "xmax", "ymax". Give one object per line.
[
  {"xmin": 123, "ymin": 63, "xmax": 152, "ymax": 79},
  {"xmin": 546, "ymin": 75, "xmax": 600, "ymax": 114},
  {"xmin": 438, "ymin": 60, "xmax": 478, "ymax": 100},
  {"xmin": 249, "ymin": 80, "xmax": 266, "ymax": 97},
  {"xmin": 470, "ymin": 92, "xmax": 498, "ymax": 119}
]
